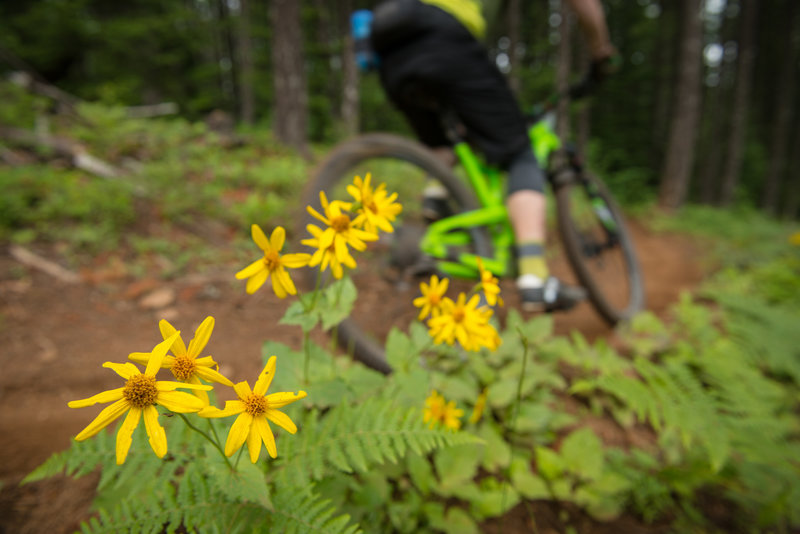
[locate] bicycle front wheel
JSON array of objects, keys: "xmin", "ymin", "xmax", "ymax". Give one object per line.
[
  {"xmin": 299, "ymin": 133, "xmax": 491, "ymax": 374},
  {"xmin": 555, "ymin": 171, "xmax": 644, "ymax": 324}
]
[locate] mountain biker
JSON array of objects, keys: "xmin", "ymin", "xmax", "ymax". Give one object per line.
[{"xmin": 358, "ymin": 0, "xmax": 616, "ymax": 312}]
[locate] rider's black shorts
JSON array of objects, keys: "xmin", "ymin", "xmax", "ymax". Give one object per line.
[{"xmin": 371, "ymin": 0, "xmax": 530, "ymax": 169}]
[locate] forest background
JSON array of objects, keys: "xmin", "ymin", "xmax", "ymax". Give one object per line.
[
  {"xmin": 1, "ymin": 0, "xmax": 798, "ymax": 215},
  {"xmin": 2, "ymin": 1, "xmax": 800, "ymax": 533}
]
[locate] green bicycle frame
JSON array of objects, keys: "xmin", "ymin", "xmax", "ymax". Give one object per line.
[{"xmin": 419, "ymin": 116, "xmax": 563, "ymax": 279}]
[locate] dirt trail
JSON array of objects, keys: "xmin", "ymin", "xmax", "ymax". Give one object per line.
[{"xmin": 0, "ymin": 221, "xmax": 705, "ymax": 533}]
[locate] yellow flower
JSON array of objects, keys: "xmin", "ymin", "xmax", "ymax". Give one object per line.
[
  {"xmin": 469, "ymin": 388, "xmax": 488, "ymax": 424},
  {"xmin": 300, "ymin": 223, "xmax": 352, "ymax": 279},
  {"xmin": 68, "ymin": 333, "xmax": 211, "ymax": 464},
  {"xmin": 129, "ymin": 316, "xmax": 233, "ymax": 405},
  {"xmin": 789, "ymin": 231, "xmax": 800, "ymax": 246},
  {"xmin": 442, "ymin": 400, "xmax": 465, "ymax": 431},
  {"xmin": 304, "ymin": 191, "xmax": 378, "ymax": 273},
  {"xmin": 476, "ymin": 257, "xmax": 503, "ymax": 307},
  {"xmin": 423, "ymin": 390, "xmax": 446, "ymax": 428},
  {"xmin": 427, "ymin": 293, "xmax": 501, "ymax": 352},
  {"xmin": 423, "ymin": 390, "xmax": 463, "ymax": 431},
  {"xmin": 199, "ymin": 356, "xmax": 307, "ymax": 462},
  {"xmin": 413, "ymin": 274, "xmax": 450, "ymax": 320},
  {"xmin": 236, "ymin": 225, "xmax": 311, "ymax": 297},
  {"xmin": 346, "ymin": 173, "xmax": 402, "ymax": 234}
]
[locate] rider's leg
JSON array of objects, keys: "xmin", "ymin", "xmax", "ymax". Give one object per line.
[
  {"xmin": 507, "ymin": 148, "xmax": 585, "ymax": 311},
  {"xmin": 507, "ymin": 148, "xmax": 549, "ymax": 282}
]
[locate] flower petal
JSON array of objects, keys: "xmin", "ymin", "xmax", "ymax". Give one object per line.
[
  {"xmin": 253, "ymin": 356, "xmax": 276, "ymax": 396},
  {"xmin": 116, "ymin": 407, "xmax": 142, "ymax": 465},
  {"xmin": 265, "ymin": 390, "xmax": 307, "ymax": 408},
  {"xmin": 159, "ymin": 320, "xmax": 187, "ymax": 357},
  {"xmin": 157, "ymin": 380, "xmax": 213, "ymax": 391},
  {"xmin": 270, "ymin": 226, "xmax": 286, "ymax": 252},
  {"xmin": 224, "ymin": 412, "xmax": 253, "ymax": 457},
  {"xmin": 156, "ymin": 390, "xmax": 206, "ymax": 413},
  {"xmin": 74, "ymin": 399, "xmax": 130, "ymax": 441},
  {"xmin": 146, "ymin": 332, "xmax": 181, "ymax": 376},
  {"xmin": 252, "ymin": 224, "xmax": 270, "ymax": 251},
  {"xmin": 236, "ymin": 259, "xmax": 265, "ymax": 280},
  {"xmin": 246, "ymin": 424, "xmax": 262, "ymax": 463},
  {"xmin": 253, "ymin": 416, "xmax": 278, "ymax": 458},
  {"xmin": 194, "ymin": 365, "xmax": 234, "ymax": 386},
  {"xmin": 143, "ymin": 405, "xmax": 167, "ymax": 458},
  {"xmin": 187, "ymin": 316, "xmax": 214, "ymax": 358},
  {"xmin": 68, "ymin": 387, "xmax": 124, "ymax": 408},
  {"xmin": 187, "ymin": 375, "xmax": 210, "ymax": 405},
  {"xmin": 282, "ymin": 253, "xmax": 311, "ymax": 268},
  {"xmin": 233, "ymin": 381, "xmax": 253, "ymax": 400},
  {"xmin": 199, "ymin": 400, "xmax": 245, "ymax": 418},
  {"xmin": 128, "ymin": 352, "xmax": 176, "ymax": 368},
  {"xmin": 103, "ymin": 362, "xmax": 140, "ymax": 380},
  {"xmin": 265, "ymin": 408, "xmax": 298, "ymax": 434},
  {"xmin": 270, "ymin": 273, "xmax": 288, "ymax": 299},
  {"xmin": 276, "ymin": 268, "xmax": 298, "ymax": 296},
  {"xmin": 245, "ymin": 269, "xmax": 268, "ymax": 294}
]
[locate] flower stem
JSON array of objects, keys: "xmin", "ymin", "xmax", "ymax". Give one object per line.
[
  {"xmin": 179, "ymin": 414, "xmax": 233, "ymax": 470},
  {"xmin": 234, "ymin": 446, "xmax": 245, "ymax": 469}
]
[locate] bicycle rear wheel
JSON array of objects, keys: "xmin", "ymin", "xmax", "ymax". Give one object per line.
[
  {"xmin": 555, "ymin": 170, "xmax": 644, "ymax": 324},
  {"xmin": 299, "ymin": 133, "xmax": 491, "ymax": 373}
]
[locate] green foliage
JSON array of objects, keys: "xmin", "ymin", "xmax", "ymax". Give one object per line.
[{"xmin": 0, "ymin": 165, "xmax": 134, "ymax": 250}]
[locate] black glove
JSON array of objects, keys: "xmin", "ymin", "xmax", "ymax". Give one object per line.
[{"xmin": 588, "ymin": 54, "xmax": 620, "ymax": 84}]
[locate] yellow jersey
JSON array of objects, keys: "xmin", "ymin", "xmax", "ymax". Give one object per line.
[{"xmin": 420, "ymin": 0, "xmax": 486, "ymax": 40}]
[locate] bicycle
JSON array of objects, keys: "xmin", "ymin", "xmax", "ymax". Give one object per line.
[{"xmin": 300, "ymin": 81, "xmax": 644, "ymax": 374}]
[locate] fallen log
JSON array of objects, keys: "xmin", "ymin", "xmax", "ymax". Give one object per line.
[
  {"xmin": 0, "ymin": 126, "xmax": 122, "ymax": 179},
  {"xmin": 9, "ymin": 245, "xmax": 81, "ymax": 284},
  {"xmin": 126, "ymin": 102, "xmax": 179, "ymax": 118}
]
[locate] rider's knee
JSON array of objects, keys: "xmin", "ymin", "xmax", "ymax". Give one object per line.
[{"xmin": 507, "ymin": 148, "xmax": 546, "ymax": 195}]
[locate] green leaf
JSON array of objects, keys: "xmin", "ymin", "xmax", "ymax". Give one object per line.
[
  {"xmin": 487, "ymin": 377, "xmax": 523, "ymax": 408},
  {"xmin": 319, "ymin": 277, "xmax": 358, "ymax": 330},
  {"xmin": 471, "ymin": 479, "xmax": 521, "ymax": 519},
  {"xmin": 442, "ymin": 506, "xmax": 480, "ymax": 534},
  {"xmin": 535, "ymin": 446, "xmax": 565, "ymax": 481},
  {"xmin": 206, "ymin": 446, "xmax": 271, "ymax": 509},
  {"xmin": 308, "ymin": 378, "xmax": 351, "ymax": 408},
  {"xmin": 385, "ymin": 328, "xmax": 416, "ymax": 370},
  {"xmin": 479, "ymin": 423, "xmax": 512, "ymax": 472},
  {"xmin": 510, "ymin": 457, "xmax": 550, "ymax": 499},
  {"xmin": 279, "ymin": 298, "xmax": 319, "ymax": 331},
  {"xmin": 560, "ymin": 427, "xmax": 605, "ymax": 481},
  {"xmin": 434, "ymin": 443, "xmax": 481, "ymax": 493},
  {"xmin": 407, "ymin": 452, "xmax": 434, "ymax": 493}
]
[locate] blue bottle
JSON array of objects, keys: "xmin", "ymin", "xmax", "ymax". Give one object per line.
[{"xmin": 351, "ymin": 10, "xmax": 378, "ymax": 71}]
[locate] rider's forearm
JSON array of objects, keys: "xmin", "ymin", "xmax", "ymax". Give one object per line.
[{"xmin": 563, "ymin": 0, "xmax": 615, "ymax": 60}]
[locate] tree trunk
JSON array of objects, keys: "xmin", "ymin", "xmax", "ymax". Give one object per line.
[
  {"xmin": 339, "ymin": 0, "xmax": 359, "ymax": 136},
  {"xmin": 555, "ymin": 2, "xmax": 573, "ymax": 141},
  {"xmin": 236, "ymin": 0, "xmax": 256, "ymax": 124},
  {"xmin": 217, "ymin": 0, "xmax": 239, "ymax": 114},
  {"xmin": 651, "ymin": 0, "xmax": 676, "ymax": 168},
  {"xmin": 783, "ymin": 130, "xmax": 800, "ymax": 219},
  {"xmin": 718, "ymin": 0, "xmax": 757, "ymax": 206},
  {"xmin": 271, "ymin": 0, "xmax": 309, "ymax": 154},
  {"xmin": 658, "ymin": 0, "xmax": 703, "ymax": 210},
  {"xmin": 506, "ymin": 0, "xmax": 522, "ymax": 95},
  {"xmin": 697, "ymin": 84, "xmax": 726, "ymax": 204},
  {"xmin": 762, "ymin": 1, "xmax": 796, "ymax": 214}
]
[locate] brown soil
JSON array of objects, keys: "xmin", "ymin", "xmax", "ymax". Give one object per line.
[{"xmin": 0, "ymin": 221, "xmax": 705, "ymax": 534}]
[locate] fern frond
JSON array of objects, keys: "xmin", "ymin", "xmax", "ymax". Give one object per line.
[
  {"xmin": 23, "ymin": 427, "xmax": 118, "ymax": 484},
  {"xmin": 272, "ymin": 398, "xmax": 481, "ymax": 487},
  {"xmin": 78, "ymin": 461, "xmax": 270, "ymax": 534},
  {"xmin": 268, "ymin": 486, "xmax": 361, "ymax": 534}
]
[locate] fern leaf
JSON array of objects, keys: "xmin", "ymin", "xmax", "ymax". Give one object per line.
[
  {"xmin": 272, "ymin": 398, "xmax": 480, "ymax": 487},
  {"xmin": 268, "ymin": 486, "xmax": 361, "ymax": 534}
]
